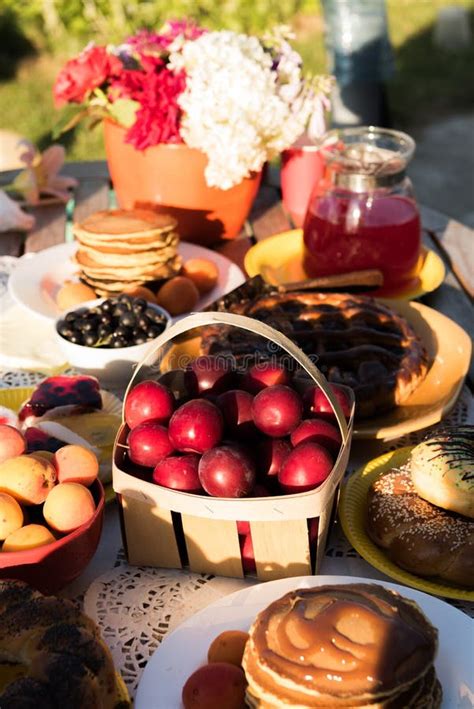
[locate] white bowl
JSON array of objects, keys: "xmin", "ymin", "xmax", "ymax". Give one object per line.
[{"xmin": 54, "ymin": 298, "xmax": 171, "ymax": 388}]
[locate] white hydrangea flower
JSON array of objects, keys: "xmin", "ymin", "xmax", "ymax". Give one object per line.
[{"xmin": 169, "ymin": 31, "xmax": 320, "ymax": 189}]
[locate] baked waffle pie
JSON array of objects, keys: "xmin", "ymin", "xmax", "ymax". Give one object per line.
[
  {"xmin": 366, "ymin": 427, "xmax": 474, "ymax": 587},
  {"xmin": 72, "ymin": 208, "xmax": 182, "ymax": 295},
  {"xmin": 200, "ymin": 292, "xmax": 429, "ymax": 419},
  {"xmin": 241, "ymin": 583, "xmax": 441, "ymax": 708}
]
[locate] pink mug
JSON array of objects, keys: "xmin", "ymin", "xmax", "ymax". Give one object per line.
[{"xmin": 281, "ymin": 143, "xmax": 325, "ymax": 227}]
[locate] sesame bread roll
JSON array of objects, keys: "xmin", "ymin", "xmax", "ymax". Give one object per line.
[{"xmin": 366, "ymin": 466, "xmax": 474, "ymax": 588}]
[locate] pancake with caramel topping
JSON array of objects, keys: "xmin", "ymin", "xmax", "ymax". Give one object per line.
[{"xmin": 242, "ymin": 583, "xmax": 441, "ymax": 708}]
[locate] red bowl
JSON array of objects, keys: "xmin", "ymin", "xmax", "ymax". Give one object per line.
[{"xmin": 0, "ymin": 480, "xmax": 105, "ymax": 594}]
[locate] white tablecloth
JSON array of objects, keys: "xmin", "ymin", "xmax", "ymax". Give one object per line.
[{"xmin": 1, "ymin": 254, "xmax": 472, "ymax": 700}]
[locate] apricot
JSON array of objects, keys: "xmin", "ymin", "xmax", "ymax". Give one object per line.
[
  {"xmin": 2, "ymin": 524, "xmax": 55, "ymax": 552},
  {"xmin": 56, "ymin": 281, "xmax": 97, "ymax": 310},
  {"xmin": 0, "ymin": 493, "xmax": 24, "ymax": 541},
  {"xmin": 0, "ymin": 424, "xmax": 26, "ymax": 464},
  {"xmin": 122, "ymin": 285, "xmax": 158, "ymax": 304},
  {"xmin": 0, "ymin": 455, "xmax": 56, "ymax": 505},
  {"xmin": 181, "ymin": 258, "xmax": 219, "ymax": 294},
  {"xmin": 156, "ymin": 276, "xmax": 199, "ymax": 316},
  {"xmin": 43, "ymin": 482, "xmax": 96, "ymax": 534},
  {"xmin": 53, "ymin": 444, "xmax": 99, "ymax": 487},
  {"xmin": 182, "ymin": 662, "xmax": 247, "ymax": 709},
  {"xmin": 207, "ymin": 630, "xmax": 249, "ymax": 667}
]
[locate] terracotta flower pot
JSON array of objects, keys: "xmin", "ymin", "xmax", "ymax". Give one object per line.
[{"xmin": 103, "ymin": 120, "xmax": 262, "ymax": 245}]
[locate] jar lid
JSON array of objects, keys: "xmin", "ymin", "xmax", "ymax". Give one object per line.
[
  {"xmin": 319, "ymin": 127, "xmax": 415, "ymax": 190},
  {"xmin": 330, "ymin": 143, "xmax": 405, "ymax": 178}
]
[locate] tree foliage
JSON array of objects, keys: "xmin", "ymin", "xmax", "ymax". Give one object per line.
[{"xmin": 1, "ymin": 0, "xmax": 315, "ymax": 51}]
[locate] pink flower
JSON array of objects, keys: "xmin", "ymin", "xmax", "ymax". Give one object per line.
[
  {"xmin": 53, "ymin": 45, "xmax": 122, "ymax": 107},
  {"xmin": 9, "ymin": 143, "xmax": 77, "ymax": 206},
  {"xmin": 124, "ymin": 21, "xmax": 206, "ymax": 54},
  {"xmin": 159, "ymin": 19, "xmax": 207, "ymax": 45}
]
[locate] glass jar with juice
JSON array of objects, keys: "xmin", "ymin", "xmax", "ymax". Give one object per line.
[{"xmin": 303, "ymin": 127, "xmax": 421, "ymax": 296}]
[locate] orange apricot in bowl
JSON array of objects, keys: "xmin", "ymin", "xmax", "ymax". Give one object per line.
[
  {"xmin": 156, "ymin": 276, "xmax": 199, "ymax": 316},
  {"xmin": 0, "ymin": 455, "xmax": 56, "ymax": 505},
  {"xmin": 2, "ymin": 524, "xmax": 56, "ymax": 552},
  {"xmin": 207, "ymin": 630, "xmax": 250, "ymax": 667},
  {"xmin": 53, "ymin": 444, "xmax": 99, "ymax": 487},
  {"xmin": 0, "ymin": 424, "xmax": 26, "ymax": 464},
  {"xmin": 181, "ymin": 258, "xmax": 219, "ymax": 294},
  {"xmin": 43, "ymin": 482, "xmax": 96, "ymax": 534},
  {"xmin": 0, "ymin": 493, "xmax": 24, "ymax": 541}
]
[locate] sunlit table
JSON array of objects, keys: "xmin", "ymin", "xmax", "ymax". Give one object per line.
[{"xmin": 0, "ymin": 161, "xmax": 472, "ymax": 697}]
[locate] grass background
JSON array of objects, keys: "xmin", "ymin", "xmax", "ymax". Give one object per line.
[{"xmin": 0, "ymin": 0, "xmax": 473, "ymax": 161}]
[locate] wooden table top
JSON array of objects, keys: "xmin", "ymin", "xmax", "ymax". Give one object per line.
[{"xmin": 1, "ymin": 160, "xmax": 473, "ymax": 386}]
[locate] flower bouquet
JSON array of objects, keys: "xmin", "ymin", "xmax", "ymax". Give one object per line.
[{"xmin": 54, "ymin": 20, "xmax": 331, "ymax": 242}]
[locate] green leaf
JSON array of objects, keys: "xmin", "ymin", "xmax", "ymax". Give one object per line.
[
  {"xmin": 106, "ymin": 98, "xmax": 139, "ymax": 128},
  {"xmin": 52, "ymin": 103, "xmax": 90, "ymax": 138}
]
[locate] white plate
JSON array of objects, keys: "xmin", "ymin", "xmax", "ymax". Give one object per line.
[
  {"xmin": 8, "ymin": 242, "xmax": 245, "ymax": 321},
  {"xmin": 135, "ymin": 575, "xmax": 473, "ymax": 709}
]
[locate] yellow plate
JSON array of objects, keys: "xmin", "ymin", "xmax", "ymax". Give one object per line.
[
  {"xmin": 339, "ymin": 447, "xmax": 474, "ymax": 601},
  {"xmin": 353, "ymin": 300, "xmax": 471, "ymax": 439},
  {"xmin": 0, "ymin": 386, "xmax": 117, "ymax": 503},
  {"xmin": 244, "ymin": 229, "xmax": 445, "ymax": 300}
]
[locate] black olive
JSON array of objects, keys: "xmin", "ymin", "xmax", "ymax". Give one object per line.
[
  {"xmin": 132, "ymin": 298, "xmax": 147, "ymax": 313},
  {"xmin": 65, "ymin": 312, "xmax": 77, "ymax": 323},
  {"xmin": 115, "ymin": 326, "xmax": 132, "ymax": 339},
  {"xmin": 84, "ymin": 333, "xmax": 98, "ymax": 346},
  {"xmin": 120, "ymin": 312, "xmax": 137, "ymax": 328},
  {"xmin": 113, "ymin": 303, "xmax": 129, "ymax": 317},
  {"xmin": 147, "ymin": 325, "xmax": 163, "ymax": 338},
  {"xmin": 84, "ymin": 319, "xmax": 99, "ymax": 332},
  {"xmin": 136, "ymin": 315, "xmax": 149, "ymax": 329},
  {"xmin": 112, "ymin": 337, "xmax": 127, "ymax": 348},
  {"xmin": 100, "ymin": 299, "xmax": 114, "ymax": 312},
  {"xmin": 147, "ymin": 308, "xmax": 167, "ymax": 324},
  {"xmin": 98, "ymin": 324, "xmax": 112, "ymax": 338},
  {"xmin": 145, "ymin": 307, "xmax": 158, "ymax": 320},
  {"xmin": 58, "ymin": 323, "xmax": 74, "ymax": 339},
  {"xmin": 69, "ymin": 334, "xmax": 84, "ymax": 345}
]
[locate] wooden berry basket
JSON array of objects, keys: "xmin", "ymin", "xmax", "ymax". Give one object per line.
[{"xmin": 112, "ymin": 312, "xmax": 355, "ymax": 582}]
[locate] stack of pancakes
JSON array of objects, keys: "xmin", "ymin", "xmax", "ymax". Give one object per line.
[
  {"xmin": 242, "ymin": 583, "xmax": 441, "ymax": 708},
  {"xmin": 72, "ymin": 209, "xmax": 182, "ymax": 296}
]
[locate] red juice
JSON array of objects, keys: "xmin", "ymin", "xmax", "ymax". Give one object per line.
[{"xmin": 303, "ymin": 191, "xmax": 421, "ymax": 295}]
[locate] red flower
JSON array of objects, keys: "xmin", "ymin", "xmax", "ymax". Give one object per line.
[
  {"xmin": 54, "ymin": 45, "xmax": 122, "ymax": 107},
  {"xmin": 112, "ymin": 58, "xmax": 186, "ymax": 149}
]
